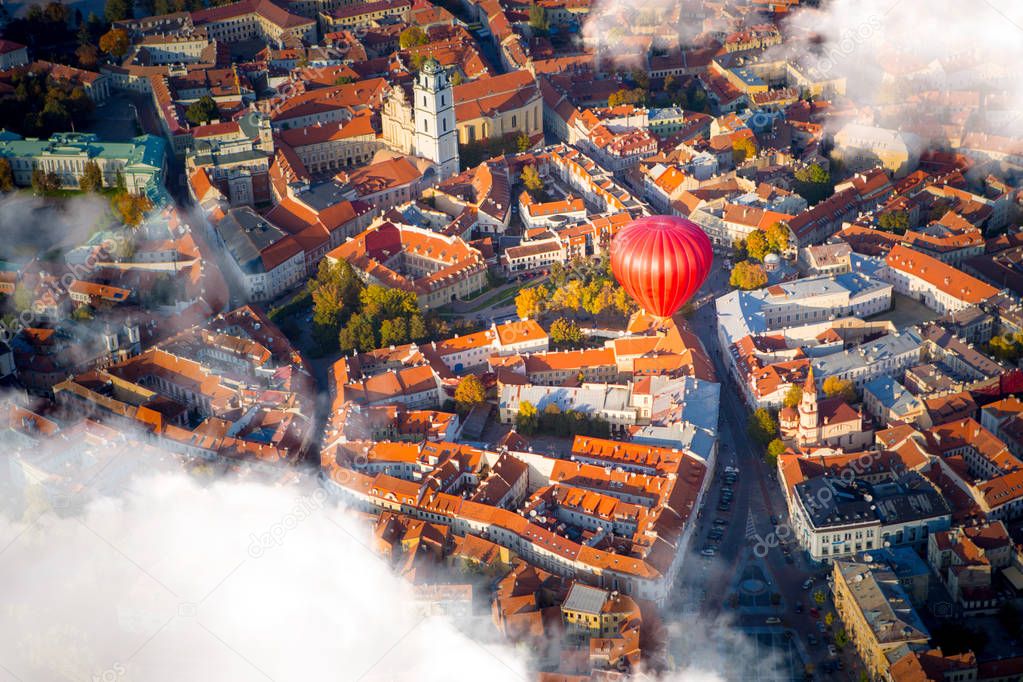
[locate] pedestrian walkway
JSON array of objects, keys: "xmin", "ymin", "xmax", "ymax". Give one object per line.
[{"xmin": 745, "ymin": 507, "xmax": 759, "ymax": 542}]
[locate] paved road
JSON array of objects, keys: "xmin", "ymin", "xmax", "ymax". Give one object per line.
[{"xmin": 670, "ymin": 260, "xmax": 866, "ymax": 680}]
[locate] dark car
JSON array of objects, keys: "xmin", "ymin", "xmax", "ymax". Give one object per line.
[
  {"xmin": 794, "ymin": 602, "xmax": 803, "ymax": 613},
  {"xmin": 770, "ymin": 515, "xmax": 779, "ymax": 525}
]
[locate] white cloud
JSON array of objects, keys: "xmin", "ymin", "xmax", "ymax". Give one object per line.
[{"xmin": 0, "ymin": 472, "xmax": 528, "ymax": 682}]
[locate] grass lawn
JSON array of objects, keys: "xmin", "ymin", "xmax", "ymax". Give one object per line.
[{"xmin": 463, "ymin": 281, "xmax": 528, "ymax": 313}]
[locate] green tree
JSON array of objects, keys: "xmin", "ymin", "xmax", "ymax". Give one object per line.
[
  {"xmin": 765, "ymin": 222, "xmax": 789, "ymax": 254},
  {"xmin": 732, "ymin": 136, "xmax": 755, "ymax": 164},
  {"xmin": 339, "ymin": 313, "xmax": 377, "ymax": 353},
  {"xmin": 76, "ymin": 43, "xmax": 99, "ymax": 68},
  {"xmin": 783, "ymin": 384, "xmax": 802, "ymax": 408},
  {"xmin": 515, "ymin": 401, "xmax": 538, "ymax": 435},
  {"xmin": 0, "ymin": 158, "xmax": 13, "ymax": 192},
  {"xmin": 516, "ymin": 131, "xmax": 531, "ymax": 153},
  {"xmin": 746, "ymin": 230, "xmax": 769, "ymax": 261},
  {"xmin": 793, "ymin": 163, "xmax": 832, "ymax": 205},
  {"xmin": 515, "ymin": 285, "xmax": 546, "ymax": 320},
  {"xmin": 105, "ymin": 0, "xmax": 132, "ymax": 23},
  {"xmin": 31, "ymin": 168, "xmax": 59, "ymax": 194},
  {"xmin": 451, "ymin": 71, "xmax": 464, "ymax": 86},
  {"xmin": 79, "ymin": 161, "xmax": 103, "ymax": 192},
  {"xmin": 99, "ymin": 27, "xmax": 130, "ymax": 57},
  {"xmin": 409, "ymin": 315, "xmax": 428, "ymax": 342},
  {"xmin": 521, "ymin": 164, "xmax": 543, "ymax": 194},
  {"xmin": 878, "ymin": 209, "xmax": 910, "ymax": 234},
  {"xmin": 12, "ymin": 283, "xmax": 33, "ymax": 312},
  {"xmin": 379, "ymin": 317, "xmax": 409, "ymax": 346},
  {"xmin": 399, "ymin": 26, "xmax": 428, "ymax": 49},
  {"xmin": 528, "ymin": 3, "xmax": 547, "ymax": 31},
  {"xmin": 112, "ymin": 191, "xmax": 152, "ymax": 228},
  {"xmin": 608, "ymin": 88, "xmax": 647, "ymax": 107},
  {"xmin": 795, "ymin": 163, "xmax": 829, "ymax": 184},
  {"xmin": 454, "ymin": 374, "xmax": 486, "ymax": 412},
  {"xmin": 729, "ymin": 261, "xmax": 767, "ymax": 290},
  {"xmin": 748, "ymin": 408, "xmax": 778, "ymax": 445},
  {"xmin": 185, "ymin": 95, "xmax": 219, "ymax": 126},
  {"xmin": 822, "ymin": 376, "xmax": 856, "ymax": 402},
  {"xmin": 333, "ymin": 75, "xmax": 354, "ymax": 85},
  {"xmin": 986, "ymin": 333, "xmax": 1018, "ymax": 359},
  {"xmin": 549, "ymin": 317, "xmax": 583, "ymax": 347},
  {"xmin": 766, "ymin": 438, "xmax": 786, "ymax": 465}
]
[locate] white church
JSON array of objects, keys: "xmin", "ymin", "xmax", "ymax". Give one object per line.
[{"xmin": 381, "ymin": 58, "xmax": 460, "ymax": 181}]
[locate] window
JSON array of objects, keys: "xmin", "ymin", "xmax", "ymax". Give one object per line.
[{"xmin": 511, "ymin": 115, "xmax": 517, "ymax": 127}]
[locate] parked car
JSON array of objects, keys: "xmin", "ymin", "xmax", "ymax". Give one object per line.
[
  {"xmin": 784, "ymin": 554, "xmax": 795, "ymax": 564},
  {"xmin": 794, "ymin": 602, "xmax": 803, "ymax": 614},
  {"xmin": 802, "ymin": 578, "xmax": 814, "ymax": 590},
  {"xmin": 713, "ymin": 518, "xmax": 728, "ymax": 526},
  {"xmin": 807, "ymin": 634, "xmax": 817, "ymax": 646},
  {"xmin": 827, "ymin": 645, "xmax": 838, "ymax": 657},
  {"xmin": 817, "ymin": 622, "xmax": 826, "ymax": 633},
  {"xmin": 770, "ymin": 515, "xmax": 779, "ymax": 525},
  {"xmin": 765, "ymin": 617, "xmax": 781, "ymax": 625},
  {"xmin": 708, "ymin": 530, "xmax": 724, "ymax": 541},
  {"xmin": 701, "ymin": 547, "xmax": 716, "ymax": 557}
]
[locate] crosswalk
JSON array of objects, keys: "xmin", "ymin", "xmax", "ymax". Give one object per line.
[{"xmin": 745, "ymin": 507, "xmax": 759, "ymax": 542}]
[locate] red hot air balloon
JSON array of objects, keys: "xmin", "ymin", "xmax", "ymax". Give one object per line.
[{"xmin": 610, "ymin": 215, "xmax": 713, "ymax": 318}]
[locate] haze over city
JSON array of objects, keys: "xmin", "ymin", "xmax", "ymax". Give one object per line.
[{"xmin": 0, "ymin": 0, "xmax": 1022, "ymax": 680}]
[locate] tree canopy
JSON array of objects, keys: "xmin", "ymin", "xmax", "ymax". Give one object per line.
[
  {"xmin": 549, "ymin": 318, "xmax": 583, "ymax": 347},
  {"xmin": 729, "ymin": 261, "xmax": 768, "ymax": 290},
  {"xmin": 399, "ymin": 26, "xmax": 428, "ymax": 50},
  {"xmin": 185, "ymin": 95, "xmax": 219, "ymax": 126},
  {"xmin": 748, "ymin": 408, "xmax": 779, "ymax": 445},
  {"xmin": 822, "ymin": 376, "xmax": 856, "ymax": 403},
  {"xmin": 783, "ymin": 384, "xmax": 802, "ymax": 408},
  {"xmin": 454, "ymin": 375, "xmax": 486, "ymax": 412},
  {"xmin": 99, "ymin": 28, "xmax": 130, "ymax": 57}
]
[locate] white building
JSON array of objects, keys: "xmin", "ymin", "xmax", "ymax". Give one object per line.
[{"xmin": 413, "ymin": 60, "xmax": 459, "ymax": 180}]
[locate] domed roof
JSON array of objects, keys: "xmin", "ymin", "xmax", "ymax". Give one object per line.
[{"xmin": 764, "ymin": 252, "xmax": 781, "ymax": 265}]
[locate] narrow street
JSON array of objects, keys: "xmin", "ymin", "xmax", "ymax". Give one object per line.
[{"xmin": 668, "ymin": 259, "xmax": 865, "ymax": 681}]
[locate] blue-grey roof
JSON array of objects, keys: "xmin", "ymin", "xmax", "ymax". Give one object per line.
[
  {"xmin": 863, "ymin": 376, "xmax": 923, "ymax": 418},
  {"xmin": 563, "ymin": 583, "xmax": 607, "ymax": 615}
]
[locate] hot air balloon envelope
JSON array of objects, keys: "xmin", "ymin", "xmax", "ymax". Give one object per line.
[{"xmin": 610, "ymin": 215, "xmax": 713, "ymax": 318}]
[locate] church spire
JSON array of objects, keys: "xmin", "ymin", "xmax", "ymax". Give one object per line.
[{"xmin": 803, "ymin": 365, "xmax": 817, "ymax": 397}]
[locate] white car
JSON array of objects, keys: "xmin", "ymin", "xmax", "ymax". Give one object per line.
[
  {"xmin": 828, "ymin": 645, "xmax": 838, "ymax": 657},
  {"xmin": 701, "ymin": 548, "xmax": 716, "ymax": 557},
  {"xmin": 802, "ymin": 578, "xmax": 814, "ymax": 590},
  {"xmin": 765, "ymin": 617, "xmax": 781, "ymax": 625}
]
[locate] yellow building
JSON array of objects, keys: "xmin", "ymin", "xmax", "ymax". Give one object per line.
[
  {"xmin": 382, "ymin": 70, "xmax": 542, "ymax": 152},
  {"xmin": 833, "ymin": 560, "xmax": 931, "ymax": 681},
  {"xmin": 561, "ymin": 582, "xmax": 641, "ymax": 638}
]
